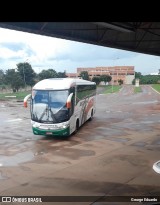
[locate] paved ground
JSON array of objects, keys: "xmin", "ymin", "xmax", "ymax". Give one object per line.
[{"xmin": 0, "ymin": 85, "xmax": 160, "ymax": 205}]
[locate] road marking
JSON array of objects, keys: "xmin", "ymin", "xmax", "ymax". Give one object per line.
[
  {"xmin": 133, "ymin": 100, "xmax": 158, "ymax": 105},
  {"xmin": 106, "ymin": 110, "xmax": 111, "ymax": 113},
  {"xmin": 150, "ymin": 86, "xmax": 160, "ymax": 95}
]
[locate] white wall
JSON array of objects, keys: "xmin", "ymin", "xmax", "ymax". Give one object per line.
[{"xmin": 125, "ymin": 75, "xmax": 135, "ymax": 84}]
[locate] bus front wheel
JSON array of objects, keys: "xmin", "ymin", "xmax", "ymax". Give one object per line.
[
  {"xmin": 89, "ymin": 109, "xmax": 93, "ymax": 121},
  {"xmin": 74, "ymin": 120, "xmax": 79, "ymax": 134}
]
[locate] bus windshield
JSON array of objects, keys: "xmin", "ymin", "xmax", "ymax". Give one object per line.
[{"xmin": 31, "ymin": 90, "xmax": 69, "ymax": 123}]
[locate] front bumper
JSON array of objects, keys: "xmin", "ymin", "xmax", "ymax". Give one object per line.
[{"xmin": 32, "ymin": 126, "xmax": 70, "ymax": 136}]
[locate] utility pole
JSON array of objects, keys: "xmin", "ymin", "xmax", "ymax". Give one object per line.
[
  {"xmin": 23, "ymin": 59, "xmax": 28, "ymax": 91},
  {"xmin": 23, "ymin": 63, "xmax": 26, "ymax": 91}
]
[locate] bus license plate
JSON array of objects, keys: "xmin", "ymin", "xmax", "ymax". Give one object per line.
[{"xmin": 46, "ymin": 132, "xmax": 52, "ymax": 135}]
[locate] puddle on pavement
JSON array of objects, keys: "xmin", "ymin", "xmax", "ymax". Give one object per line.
[
  {"xmin": 131, "ymin": 142, "xmax": 147, "ymax": 147},
  {"xmin": 25, "ymin": 138, "xmax": 32, "ymax": 141},
  {"xmin": 151, "ymin": 139, "xmax": 160, "ymax": 145},
  {"xmin": 6, "ymin": 104, "xmax": 16, "ymax": 107},
  {"xmin": 34, "ymin": 151, "xmax": 45, "ymax": 156},
  {"xmin": 79, "ymin": 134, "xmax": 104, "ymax": 141},
  {"xmin": 96, "ymin": 127, "xmax": 127, "ymax": 137},
  {"xmin": 0, "ymin": 171, "xmax": 9, "ymax": 180},
  {"xmin": 20, "ymin": 166, "xmax": 31, "ymax": 171},
  {"xmin": 107, "ymin": 137, "xmax": 129, "ymax": 142},
  {"xmin": 92, "ymin": 135, "xmax": 130, "ymax": 143},
  {"xmin": 141, "ymin": 120, "xmax": 154, "ymax": 124},
  {"xmin": 132, "ymin": 137, "xmax": 160, "ymax": 148},
  {"xmin": 155, "ymin": 141, "xmax": 160, "ymax": 145},
  {"xmin": 119, "ymin": 123, "xmax": 152, "ymax": 132},
  {"xmin": 117, "ymin": 155, "xmax": 148, "ymax": 166},
  {"xmin": 0, "ymin": 104, "xmax": 5, "ymax": 108},
  {"xmin": 0, "ymin": 151, "xmax": 34, "ymax": 166},
  {"xmin": 53, "ymin": 148, "xmax": 95, "ymax": 160}
]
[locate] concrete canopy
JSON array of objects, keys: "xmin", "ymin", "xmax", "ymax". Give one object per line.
[{"xmin": 0, "ymin": 22, "xmax": 160, "ymax": 56}]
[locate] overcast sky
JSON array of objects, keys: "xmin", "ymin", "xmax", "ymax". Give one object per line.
[{"xmin": 0, "ymin": 27, "xmax": 160, "ymax": 75}]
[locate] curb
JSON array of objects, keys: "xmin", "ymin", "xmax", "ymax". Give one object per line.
[{"xmin": 150, "ymin": 86, "xmax": 160, "ymax": 95}]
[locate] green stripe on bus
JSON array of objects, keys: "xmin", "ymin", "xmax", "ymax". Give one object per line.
[{"xmin": 32, "ymin": 127, "xmax": 70, "ymax": 136}]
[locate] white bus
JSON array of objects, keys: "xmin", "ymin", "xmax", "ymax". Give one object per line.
[{"xmin": 24, "ymin": 78, "xmax": 96, "ymax": 136}]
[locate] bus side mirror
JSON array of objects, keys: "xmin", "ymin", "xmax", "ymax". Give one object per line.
[
  {"xmin": 66, "ymin": 93, "xmax": 73, "ymax": 109},
  {"xmin": 23, "ymin": 94, "xmax": 31, "ymax": 108}
]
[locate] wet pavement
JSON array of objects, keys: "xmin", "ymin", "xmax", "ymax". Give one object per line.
[{"xmin": 0, "ymin": 85, "xmax": 160, "ymax": 205}]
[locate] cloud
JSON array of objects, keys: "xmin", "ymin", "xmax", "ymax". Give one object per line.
[
  {"xmin": 48, "ymin": 41, "xmax": 139, "ymax": 64},
  {"xmin": 0, "ymin": 42, "xmax": 25, "ymax": 51},
  {"xmin": 110, "ymin": 50, "xmax": 139, "ymax": 59},
  {"xmin": 0, "ymin": 42, "xmax": 36, "ymax": 62},
  {"xmin": 51, "ymin": 42, "xmax": 116, "ymax": 62},
  {"xmin": 0, "ymin": 27, "xmax": 159, "ymax": 75}
]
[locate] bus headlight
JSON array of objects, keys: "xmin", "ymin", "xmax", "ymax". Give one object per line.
[
  {"xmin": 31, "ymin": 121, "xmax": 40, "ymax": 128},
  {"xmin": 60, "ymin": 122, "xmax": 69, "ymax": 129}
]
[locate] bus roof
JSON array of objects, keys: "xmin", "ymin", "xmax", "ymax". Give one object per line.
[{"xmin": 33, "ymin": 78, "xmax": 96, "ymax": 90}]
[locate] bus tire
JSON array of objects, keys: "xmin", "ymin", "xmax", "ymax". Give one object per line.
[
  {"xmin": 74, "ymin": 119, "xmax": 79, "ymax": 134},
  {"xmin": 89, "ymin": 109, "xmax": 93, "ymax": 121}
]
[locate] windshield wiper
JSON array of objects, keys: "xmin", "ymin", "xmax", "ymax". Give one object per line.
[
  {"xmin": 39, "ymin": 105, "xmax": 48, "ymax": 121},
  {"xmin": 49, "ymin": 108, "xmax": 58, "ymax": 123}
]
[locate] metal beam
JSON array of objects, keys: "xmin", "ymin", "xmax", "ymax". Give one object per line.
[{"xmin": 93, "ymin": 22, "xmax": 135, "ymax": 33}]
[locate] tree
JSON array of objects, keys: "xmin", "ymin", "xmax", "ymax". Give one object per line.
[
  {"xmin": 57, "ymin": 71, "xmax": 67, "ymax": 78},
  {"xmin": 0, "ymin": 69, "xmax": 5, "ymax": 85},
  {"xmin": 17, "ymin": 62, "xmax": 36, "ymax": 88},
  {"xmin": 100, "ymin": 75, "xmax": 112, "ymax": 85},
  {"xmin": 92, "ymin": 76, "xmax": 100, "ymax": 85},
  {"xmin": 5, "ymin": 69, "xmax": 24, "ymax": 92},
  {"xmin": 38, "ymin": 69, "xmax": 58, "ymax": 80},
  {"xmin": 140, "ymin": 75, "xmax": 160, "ymax": 84},
  {"xmin": 118, "ymin": 79, "xmax": 123, "ymax": 85},
  {"xmin": 79, "ymin": 71, "xmax": 89, "ymax": 80},
  {"xmin": 135, "ymin": 72, "xmax": 142, "ymax": 79},
  {"xmin": 132, "ymin": 79, "xmax": 135, "ymax": 85}
]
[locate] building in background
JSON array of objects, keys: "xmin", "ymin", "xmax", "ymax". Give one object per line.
[
  {"xmin": 66, "ymin": 66, "xmax": 135, "ymax": 85},
  {"xmin": 66, "ymin": 73, "xmax": 77, "ymax": 78}
]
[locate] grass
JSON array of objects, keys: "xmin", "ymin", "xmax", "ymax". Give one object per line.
[
  {"xmin": 152, "ymin": 84, "xmax": 160, "ymax": 93},
  {"xmin": 99, "ymin": 85, "xmax": 122, "ymax": 94},
  {"xmin": 0, "ymin": 91, "xmax": 31, "ymax": 101},
  {"xmin": 134, "ymin": 86, "xmax": 142, "ymax": 93}
]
